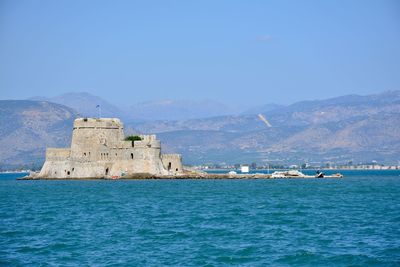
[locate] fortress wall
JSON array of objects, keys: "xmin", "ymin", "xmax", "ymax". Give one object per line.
[
  {"xmin": 95, "ymin": 143, "xmax": 168, "ymax": 176},
  {"xmin": 40, "ymin": 149, "xmax": 168, "ymax": 178},
  {"xmin": 73, "ymin": 117, "xmax": 123, "ymax": 129},
  {"xmin": 38, "ymin": 160, "xmax": 112, "ymax": 178},
  {"xmin": 109, "ymin": 159, "xmax": 166, "ymax": 177},
  {"xmin": 120, "ymin": 141, "xmax": 133, "ymax": 149},
  {"xmin": 46, "ymin": 148, "xmax": 71, "ymax": 161},
  {"xmin": 161, "ymin": 154, "xmax": 183, "ymax": 174},
  {"xmin": 140, "ymin": 134, "xmax": 157, "ymax": 142},
  {"xmin": 133, "ymin": 138, "xmax": 161, "ymax": 149},
  {"xmin": 70, "ymin": 118, "xmax": 124, "ymax": 159},
  {"xmin": 125, "ymin": 144, "xmax": 167, "ymax": 175}
]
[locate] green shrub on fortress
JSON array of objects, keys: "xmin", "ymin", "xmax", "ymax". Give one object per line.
[{"xmin": 124, "ymin": 135, "xmax": 142, "ymax": 145}]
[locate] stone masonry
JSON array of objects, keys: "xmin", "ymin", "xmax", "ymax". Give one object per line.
[{"xmin": 37, "ymin": 118, "xmax": 183, "ymax": 178}]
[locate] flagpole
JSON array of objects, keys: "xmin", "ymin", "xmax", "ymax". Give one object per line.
[{"xmin": 96, "ymin": 105, "xmax": 101, "ymax": 118}]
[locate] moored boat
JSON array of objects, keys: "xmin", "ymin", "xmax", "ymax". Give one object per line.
[{"xmin": 271, "ymin": 170, "xmax": 343, "ymax": 179}]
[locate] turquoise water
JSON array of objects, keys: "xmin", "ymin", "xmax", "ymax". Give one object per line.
[{"xmin": 1, "ymin": 171, "xmax": 399, "ymax": 266}]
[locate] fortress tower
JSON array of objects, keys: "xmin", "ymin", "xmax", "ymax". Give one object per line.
[{"xmin": 38, "ymin": 118, "xmax": 183, "ymax": 178}]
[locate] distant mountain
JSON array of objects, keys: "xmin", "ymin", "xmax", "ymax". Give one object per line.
[
  {"xmin": 29, "ymin": 93, "xmax": 237, "ymax": 121},
  {"xmin": 134, "ymin": 91, "xmax": 400, "ymax": 165},
  {"xmin": 2, "ymin": 91, "xmax": 399, "ymax": 168},
  {"xmin": 29, "ymin": 92, "xmax": 125, "ymax": 119},
  {"xmin": 0, "ymin": 100, "xmax": 76, "ymax": 169},
  {"xmin": 128, "ymin": 99, "xmax": 236, "ymax": 121},
  {"xmin": 136, "ymin": 91, "xmax": 400, "ymax": 131},
  {"xmin": 241, "ymin": 103, "xmax": 285, "ymax": 115}
]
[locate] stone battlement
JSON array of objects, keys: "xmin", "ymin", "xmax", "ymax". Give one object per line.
[
  {"xmin": 139, "ymin": 134, "xmax": 157, "ymax": 141},
  {"xmin": 162, "ymin": 154, "xmax": 182, "ymax": 159},
  {"xmin": 73, "ymin": 118, "xmax": 123, "ymax": 129}
]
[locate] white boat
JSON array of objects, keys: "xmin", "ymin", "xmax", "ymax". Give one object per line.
[
  {"xmin": 271, "ymin": 170, "xmax": 306, "ymax": 178},
  {"xmin": 271, "ymin": 170, "xmax": 343, "ymax": 179}
]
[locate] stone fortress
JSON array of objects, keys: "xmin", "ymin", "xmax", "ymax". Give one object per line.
[{"xmin": 37, "ymin": 118, "xmax": 183, "ymax": 178}]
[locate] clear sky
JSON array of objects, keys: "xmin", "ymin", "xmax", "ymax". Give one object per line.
[{"xmin": 0, "ymin": 0, "xmax": 399, "ymax": 106}]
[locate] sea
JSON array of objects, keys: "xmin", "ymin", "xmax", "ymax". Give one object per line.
[{"xmin": 0, "ymin": 170, "xmax": 399, "ymax": 266}]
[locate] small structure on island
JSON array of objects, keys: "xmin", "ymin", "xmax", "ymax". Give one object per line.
[
  {"xmin": 36, "ymin": 118, "xmax": 183, "ymax": 178},
  {"xmin": 240, "ymin": 165, "xmax": 250, "ymax": 173}
]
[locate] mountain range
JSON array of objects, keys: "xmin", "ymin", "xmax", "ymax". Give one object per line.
[
  {"xmin": 1, "ymin": 91, "xmax": 399, "ymax": 169},
  {"xmin": 29, "ymin": 93, "xmax": 125, "ymax": 119},
  {"xmin": 29, "ymin": 92, "xmax": 237, "ymax": 121},
  {"xmin": 0, "ymin": 100, "xmax": 76, "ymax": 169},
  {"xmin": 136, "ymin": 91, "xmax": 400, "ymax": 165}
]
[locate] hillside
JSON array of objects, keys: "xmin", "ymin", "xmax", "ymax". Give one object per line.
[
  {"xmin": 134, "ymin": 91, "xmax": 400, "ymax": 165},
  {"xmin": 29, "ymin": 92, "xmax": 125, "ymax": 119},
  {"xmin": 0, "ymin": 101, "xmax": 76, "ymax": 169},
  {"xmin": 128, "ymin": 99, "xmax": 236, "ymax": 121},
  {"xmin": 29, "ymin": 93, "xmax": 237, "ymax": 121},
  {"xmin": 1, "ymin": 91, "xmax": 399, "ymax": 168}
]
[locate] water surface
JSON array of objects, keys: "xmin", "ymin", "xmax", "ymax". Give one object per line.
[{"xmin": 1, "ymin": 171, "xmax": 399, "ymax": 266}]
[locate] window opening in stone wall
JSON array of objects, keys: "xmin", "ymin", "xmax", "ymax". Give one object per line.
[
  {"xmin": 67, "ymin": 171, "xmax": 70, "ymax": 175},
  {"xmin": 176, "ymin": 168, "xmax": 178, "ymax": 171},
  {"xmin": 131, "ymin": 153, "xmax": 134, "ymax": 159},
  {"xmin": 84, "ymin": 153, "xmax": 86, "ymax": 156},
  {"xmin": 168, "ymin": 162, "xmax": 172, "ymax": 171},
  {"xmin": 105, "ymin": 168, "xmax": 109, "ymax": 175}
]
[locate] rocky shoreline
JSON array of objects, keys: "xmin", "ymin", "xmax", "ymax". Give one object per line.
[{"xmin": 20, "ymin": 172, "xmax": 343, "ymax": 180}]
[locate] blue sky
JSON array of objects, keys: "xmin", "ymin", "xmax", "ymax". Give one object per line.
[{"xmin": 0, "ymin": 0, "xmax": 399, "ymax": 106}]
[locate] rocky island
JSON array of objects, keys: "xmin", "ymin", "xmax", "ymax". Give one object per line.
[{"xmin": 24, "ymin": 117, "xmax": 342, "ymax": 180}]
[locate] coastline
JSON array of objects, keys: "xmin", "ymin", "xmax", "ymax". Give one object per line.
[{"xmin": 19, "ymin": 172, "xmax": 343, "ymax": 180}]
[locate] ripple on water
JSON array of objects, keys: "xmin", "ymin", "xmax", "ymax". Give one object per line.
[{"xmin": 0, "ymin": 172, "xmax": 400, "ymax": 266}]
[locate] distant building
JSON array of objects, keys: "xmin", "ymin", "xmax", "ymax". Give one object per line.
[{"xmin": 241, "ymin": 165, "xmax": 249, "ymax": 173}]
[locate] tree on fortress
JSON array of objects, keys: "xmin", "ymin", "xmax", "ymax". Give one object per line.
[{"xmin": 124, "ymin": 135, "xmax": 142, "ymax": 145}]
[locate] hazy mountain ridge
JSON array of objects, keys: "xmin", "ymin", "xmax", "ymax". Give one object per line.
[
  {"xmin": 29, "ymin": 92, "xmax": 125, "ymax": 119},
  {"xmin": 128, "ymin": 99, "xmax": 236, "ymax": 121},
  {"xmin": 241, "ymin": 103, "xmax": 285, "ymax": 115},
  {"xmin": 138, "ymin": 91, "xmax": 400, "ymax": 164},
  {"xmin": 29, "ymin": 93, "xmax": 237, "ymax": 121},
  {"xmin": 135, "ymin": 91, "xmax": 400, "ymax": 132},
  {"xmin": 0, "ymin": 100, "xmax": 77, "ymax": 169},
  {"xmin": 2, "ymin": 91, "xmax": 399, "ymax": 168}
]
